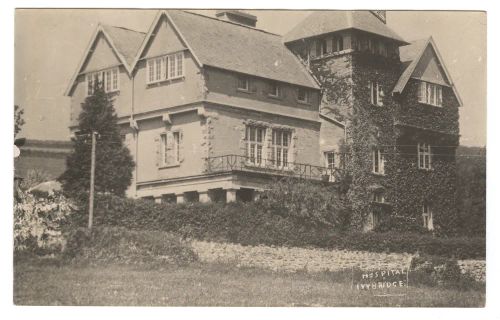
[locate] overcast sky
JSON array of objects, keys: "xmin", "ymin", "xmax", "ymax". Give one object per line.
[{"xmin": 14, "ymin": 9, "xmax": 486, "ymax": 146}]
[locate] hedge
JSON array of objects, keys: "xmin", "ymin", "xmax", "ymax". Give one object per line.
[{"xmin": 69, "ymin": 194, "xmax": 485, "ymax": 260}]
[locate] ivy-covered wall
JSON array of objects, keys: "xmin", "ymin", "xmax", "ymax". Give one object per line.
[
  {"xmin": 348, "ymin": 52, "xmax": 401, "ymax": 230},
  {"xmin": 304, "ymin": 46, "xmax": 460, "ymax": 233}
]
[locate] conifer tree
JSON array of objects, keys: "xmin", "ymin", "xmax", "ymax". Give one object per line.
[{"xmin": 60, "ymin": 85, "xmax": 134, "ymax": 199}]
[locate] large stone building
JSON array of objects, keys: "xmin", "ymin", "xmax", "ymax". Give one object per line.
[{"xmin": 65, "ymin": 10, "xmax": 462, "ymax": 231}]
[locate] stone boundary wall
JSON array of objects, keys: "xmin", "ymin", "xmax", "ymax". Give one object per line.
[
  {"xmin": 192, "ymin": 241, "xmax": 486, "ymax": 283},
  {"xmin": 191, "ymin": 241, "xmax": 413, "ymax": 273}
]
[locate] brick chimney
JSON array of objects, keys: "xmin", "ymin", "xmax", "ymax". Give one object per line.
[
  {"xmin": 215, "ymin": 10, "xmax": 257, "ymax": 27},
  {"xmin": 370, "ymin": 10, "xmax": 387, "ymax": 24}
]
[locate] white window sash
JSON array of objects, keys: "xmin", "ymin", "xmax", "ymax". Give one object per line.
[{"xmin": 418, "ymin": 143, "xmax": 432, "ymax": 169}]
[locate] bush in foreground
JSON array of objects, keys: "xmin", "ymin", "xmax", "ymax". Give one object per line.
[
  {"xmin": 14, "ymin": 189, "xmax": 74, "ymax": 254},
  {"xmin": 64, "ymin": 226, "xmax": 198, "ymax": 266},
  {"xmin": 68, "ymin": 193, "xmax": 485, "ymax": 260}
]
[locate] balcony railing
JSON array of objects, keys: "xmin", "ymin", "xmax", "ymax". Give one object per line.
[{"xmin": 205, "ymin": 154, "xmax": 344, "ymax": 182}]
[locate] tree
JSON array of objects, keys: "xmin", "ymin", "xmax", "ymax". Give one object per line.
[
  {"xmin": 14, "ymin": 105, "xmax": 25, "ymax": 138},
  {"xmin": 59, "ymin": 85, "xmax": 134, "ymax": 200}
]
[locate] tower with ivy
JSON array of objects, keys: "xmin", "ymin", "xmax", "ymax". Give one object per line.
[{"xmin": 285, "ymin": 11, "xmax": 461, "ymax": 233}]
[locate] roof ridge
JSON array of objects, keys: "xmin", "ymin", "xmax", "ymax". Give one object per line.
[
  {"xmin": 176, "ymin": 10, "xmax": 282, "ymax": 37},
  {"xmin": 102, "ymin": 24, "xmax": 147, "ymax": 34}
]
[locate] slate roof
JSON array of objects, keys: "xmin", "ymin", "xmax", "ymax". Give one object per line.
[
  {"xmin": 284, "ymin": 10, "xmax": 408, "ymax": 44},
  {"xmin": 392, "ymin": 37, "xmax": 463, "ymax": 106},
  {"xmin": 392, "ymin": 38, "xmax": 429, "ymax": 94},
  {"xmin": 102, "ymin": 25, "xmax": 146, "ymax": 66},
  {"xmin": 165, "ymin": 10, "xmax": 319, "ymax": 88}
]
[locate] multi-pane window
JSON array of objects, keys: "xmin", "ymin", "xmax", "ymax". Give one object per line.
[
  {"xmin": 237, "ymin": 76, "xmax": 249, "ymax": 91},
  {"xmin": 245, "ymin": 126, "xmax": 265, "ymax": 165},
  {"xmin": 272, "ymin": 129, "xmax": 291, "ymax": 168},
  {"xmin": 422, "ymin": 203, "xmax": 434, "ymax": 230},
  {"xmin": 146, "ymin": 51, "xmax": 184, "ymax": 85},
  {"xmin": 418, "ymin": 143, "xmax": 432, "ymax": 170},
  {"xmin": 370, "ymin": 81, "xmax": 383, "ymax": 106},
  {"xmin": 86, "ymin": 67, "xmax": 119, "ymax": 95},
  {"xmin": 324, "ymin": 152, "xmax": 336, "ymax": 169},
  {"xmin": 160, "ymin": 131, "xmax": 180, "ymax": 166},
  {"xmin": 372, "ymin": 149, "xmax": 385, "ymax": 174},
  {"xmin": 297, "ymin": 88, "xmax": 309, "ymax": 103},
  {"xmin": 269, "ymin": 82, "xmax": 281, "ymax": 98},
  {"xmin": 418, "ymin": 81, "xmax": 443, "ymax": 107}
]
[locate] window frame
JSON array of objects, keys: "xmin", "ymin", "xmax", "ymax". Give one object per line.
[
  {"xmin": 268, "ymin": 82, "xmax": 281, "ymax": 98},
  {"xmin": 369, "ymin": 80, "xmax": 383, "ymax": 106},
  {"xmin": 372, "ymin": 149, "xmax": 385, "ymax": 175},
  {"xmin": 422, "ymin": 203, "xmax": 434, "ymax": 230},
  {"xmin": 160, "ymin": 131, "xmax": 181, "ymax": 167},
  {"xmin": 245, "ymin": 125, "xmax": 265, "ymax": 166},
  {"xmin": 86, "ymin": 66, "xmax": 120, "ymax": 96},
  {"xmin": 417, "ymin": 143, "xmax": 432, "ymax": 170},
  {"xmin": 418, "ymin": 81, "xmax": 443, "ymax": 107},
  {"xmin": 324, "ymin": 151, "xmax": 336, "ymax": 170},
  {"xmin": 146, "ymin": 51, "xmax": 185, "ymax": 85},
  {"xmin": 272, "ymin": 129, "xmax": 292, "ymax": 169},
  {"xmin": 372, "ymin": 191, "xmax": 385, "ymax": 203},
  {"xmin": 237, "ymin": 76, "xmax": 250, "ymax": 92},
  {"xmin": 297, "ymin": 88, "xmax": 309, "ymax": 104}
]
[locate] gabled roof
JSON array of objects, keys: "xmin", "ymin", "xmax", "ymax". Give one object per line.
[
  {"xmin": 392, "ymin": 37, "xmax": 463, "ymax": 107},
  {"xmin": 284, "ymin": 11, "xmax": 408, "ymax": 44},
  {"xmin": 64, "ymin": 24, "xmax": 146, "ymax": 95},
  {"xmin": 101, "ymin": 25, "xmax": 146, "ymax": 66},
  {"xmin": 133, "ymin": 10, "xmax": 320, "ymax": 89}
]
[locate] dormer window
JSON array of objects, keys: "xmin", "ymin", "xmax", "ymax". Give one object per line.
[
  {"xmin": 418, "ymin": 81, "xmax": 443, "ymax": 107},
  {"xmin": 146, "ymin": 51, "xmax": 184, "ymax": 85},
  {"xmin": 297, "ymin": 88, "xmax": 309, "ymax": 103},
  {"xmin": 86, "ymin": 67, "xmax": 119, "ymax": 95},
  {"xmin": 237, "ymin": 76, "xmax": 249, "ymax": 91},
  {"xmin": 268, "ymin": 82, "xmax": 281, "ymax": 98}
]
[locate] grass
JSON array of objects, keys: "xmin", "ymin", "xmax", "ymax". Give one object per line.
[{"xmin": 14, "ymin": 257, "xmax": 485, "ymax": 307}]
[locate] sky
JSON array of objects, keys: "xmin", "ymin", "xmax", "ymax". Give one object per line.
[{"xmin": 14, "ymin": 9, "xmax": 487, "ymax": 146}]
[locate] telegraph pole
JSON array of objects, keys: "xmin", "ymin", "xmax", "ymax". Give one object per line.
[{"xmin": 88, "ymin": 131, "xmax": 97, "ymax": 230}]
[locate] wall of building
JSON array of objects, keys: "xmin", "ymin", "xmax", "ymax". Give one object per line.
[
  {"xmin": 135, "ymin": 109, "xmax": 205, "ymax": 184},
  {"xmin": 391, "ymin": 77, "xmax": 460, "ymax": 231},
  {"xmin": 207, "ymin": 104, "xmax": 322, "ymax": 167},
  {"xmin": 205, "ymin": 67, "xmax": 320, "ymax": 122},
  {"xmin": 319, "ymin": 118, "xmax": 345, "ymax": 161}
]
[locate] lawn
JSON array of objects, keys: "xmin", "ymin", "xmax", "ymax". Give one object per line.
[{"xmin": 14, "ymin": 258, "xmax": 485, "ymax": 307}]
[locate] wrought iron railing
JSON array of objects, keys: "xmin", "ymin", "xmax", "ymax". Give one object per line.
[{"xmin": 205, "ymin": 154, "xmax": 344, "ymax": 182}]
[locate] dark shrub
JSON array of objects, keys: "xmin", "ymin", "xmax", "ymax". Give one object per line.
[{"xmin": 63, "ymin": 226, "xmax": 198, "ymax": 265}]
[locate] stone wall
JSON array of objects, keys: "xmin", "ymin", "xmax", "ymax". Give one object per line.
[
  {"xmin": 192, "ymin": 241, "xmax": 486, "ymax": 283},
  {"xmin": 192, "ymin": 240, "xmax": 413, "ymax": 273}
]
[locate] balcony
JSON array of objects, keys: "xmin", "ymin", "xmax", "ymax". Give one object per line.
[{"xmin": 205, "ymin": 154, "xmax": 344, "ymax": 182}]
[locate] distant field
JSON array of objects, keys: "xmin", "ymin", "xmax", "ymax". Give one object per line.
[{"xmin": 14, "ymin": 259, "xmax": 485, "ymax": 307}]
